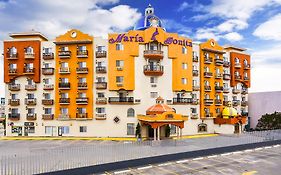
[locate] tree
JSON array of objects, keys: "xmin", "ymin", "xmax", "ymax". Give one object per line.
[
  {"xmin": 256, "ymin": 111, "xmax": 281, "ymax": 130},
  {"xmin": 135, "ymin": 123, "xmax": 141, "ymax": 138}
]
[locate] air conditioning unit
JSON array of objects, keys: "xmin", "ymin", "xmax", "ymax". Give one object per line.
[
  {"xmin": 116, "ymin": 67, "xmax": 123, "ymax": 71},
  {"xmin": 134, "ymin": 99, "xmax": 141, "ymax": 103},
  {"xmin": 151, "ymin": 84, "xmax": 157, "ymax": 88}
]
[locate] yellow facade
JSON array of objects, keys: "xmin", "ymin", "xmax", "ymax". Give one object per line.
[{"xmin": 54, "ymin": 29, "xmax": 94, "ymax": 120}]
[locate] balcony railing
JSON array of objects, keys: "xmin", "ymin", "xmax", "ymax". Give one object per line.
[
  {"xmin": 43, "ymin": 53, "xmax": 54, "ymax": 60},
  {"xmin": 26, "ymin": 113, "xmax": 37, "ymax": 120},
  {"xmin": 215, "ymin": 58, "xmax": 224, "ymax": 65},
  {"xmin": 8, "ymin": 113, "xmax": 20, "ymax": 120},
  {"xmin": 173, "ymin": 98, "xmax": 193, "ymax": 104},
  {"xmin": 193, "ymin": 55, "xmax": 199, "ymax": 62},
  {"xmin": 191, "ymin": 113, "xmax": 199, "ymax": 119},
  {"xmin": 8, "ymin": 84, "xmax": 20, "ymax": 91},
  {"xmin": 96, "ymin": 97, "xmax": 107, "ymax": 104},
  {"xmin": 241, "ymin": 101, "xmax": 248, "ymax": 106},
  {"xmin": 204, "ymin": 72, "xmax": 213, "ymax": 78},
  {"xmin": 59, "ymin": 98, "xmax": 70, "ymax": 104},
  {"xmin": 59, "ymin": 82, "xmax": 70, "ymax": 89},
  {"xmin": 241, "ymin": 88, "xmax": 248, "ymax": 94},
  {"xmin": 96, "ymin": 51, "xmax": 107, "ymax": 58},
  {"xmin": 192, "ymin": 99, "xmax": 199, "ymax": 105},
  {"xmin": 58, "ymin": 114, "xmax": 70, "ymax": 120},
  {"xmin": 43, "ymin": 84, "xmax": 54, "ymax": 90},
  {"xmin": 25, "ymin": 84, "xmax": 37, "ymax": 91},
  {"xmin": 6, "ymin": 53, "xmax": 18, "ymax": 60},
  {"xmin": 76, "ymin": 113, "xmax": 88, "ymax": 120},
  {"xmin": 215, "ymin": 73, "xmax": 223, "ymax": 79},
  {"xmin": 58, "ymin": 51, "xmax": 71, "ymax": 58},
  {"xmin": 204, "ymin": 57, "xmax": 213, "ymax": 64},
  {"xmin": 59, "ymin": 67, "xmax": 70, "ymax": 74},
  {"xmin": 96, "ymin": 82, "xmax": 107, "ymax": 89},
  {"xmin": 143, "ymin": 65, "xmax": 164, "ymax": 76},
  {"xmin": 244, "ymin": 64, "xmax": 250, "ymax": 69},
  {"xmin": 193, "ymin": 70, "xmax": 199, "ymax": 76},
  {"xmin": 204, "ymin": 112, "xmax": 213, "ymax": 118},
  {"xmin": 235, "ymin": 75, "xmax": 242, "ymax": 81},
  {"xmin": 8, "ymin": 68, "xmax": 17, "ymax": 75},
  {"xmin": 215, "ymin": 99, "xmax": 222, "ymax": 105},
  {"xmin": 42, "ymin": 114, "xmax": 54, "ymax": 120},
  {"xmin": 204, "ymin": 86, "xmax": 211, "ymax": 92},
  {"xmin": 223, "ymin": 61, "xmax": 230, "ymax": 67},
  {"xmin": 192, "ymin": 85, "xmax": 200, "ymax": 91},
  {"xmin": 78, "ymin": 82, "xmax": 88, "ymax": 90},
  {"xmin": 76, "ymin": 67, "xmax": 88, "ymax": 74},
  {"xmin": 25, "ymin": 98, "xmax": 37, "ymax": 105},
  {"xmin": 96, "ymin": 66, "xmax": 107, "ymax": 73},
  {"xmin": 143, "ymin": 50, "xmax": 164, "ymax": 59},
  {"xmin": 108, "ymin": 97, "xmax": 134, "ymax": 104},
  {"xmin": 223, "ymin": 74, "xmax": 231, "ymax": 80},
  {"xmin": 24, "ymin": 53, "xmax": 35, "ymax": 59},
  {"xmin": 232, "ymin": 88, "xmax": 240, "ymax": 94},
  {"xmin": 232, "ymin": 100, "xmax": 240, "ymax": 106},
  {"xmin": 223, "ymin": 101, "xmax": 231, "ymax": 106},
  {"xmin": 76, "ymin": 97, "xmax": 88, "ymax": 104},
  {"xmin": 23, "ymin": 68, "xmax": 35, "ymax": 74},
  {"xmin": 244, "ymin": 77, "xmax": 250, "ymax": 81},
  {"xmin": 42, "ymin": 99, "xmax": 54, "ymax": 105},
  {"xmin": 204, "ymin": 99, "xmax": 214, "ymax": 105},
  {"xmin": 42, "ymin": 68, "xmax": 54, "ymax": 75},
  {"xmin": 215, "ymin": 86, "xmax": 223, "ymax": 92},
  {"xmin": 234, "ymin": 63, "xmax": 241, "ymax": 68},
  {"xmin": 96, "ymin": 113, "xmax": 106, "ymax": 120},
  {"xmin": 77, "ymin": 50, "xmax": 88, "ymax": 58},
  {"xmin": 8, "ymin": 99, "xmax": 20, "ymax": 106},
  {"xmin": 223, "ymin": 88, "xmax": 230, "ymax": 93}
]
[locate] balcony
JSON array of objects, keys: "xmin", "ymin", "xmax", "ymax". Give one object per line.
[
  {"xmin": 96, "ymin": 82, "xmax": 107, "ymax": 89},
  {"xmin": 8, "ymin": 68, "xmax": 17, "ymax": 75},
  {"xmin": 241, "ymin": 101, "xmax": 248, "ymax": 106},
  {"xmin": 215, "ymin": 99, "xmax": 222, "ymax": 105},
  {"xmin": 215, "ymin": 58, "xmax": 224, "ymax": 65},
  {"xmin": 58, "ymin": 51, "xmax": 71, "ymax": 58},
  {"xmin": 232, "ymin": 100, "xmax": 240, "ymax": 106},
  {"xmin": 215, "ymin": 86, "xmax": 223, "ymax": 92},
  {"xmin": 96, "ymin": 66, "xmax": 107, "ymax": 73},
  {"xmin": 223, "ymin": 88, "xmax": 230, "ymax": 93},
  {"xmin": 108, "ymin": 97, "xmax": 134, "ymax": 104},
  {"xmin": 77, "ymin": 50, "xmax": 88, "ymax": 58},
  {"xmin": 192, "ymin": 99, "xmax": 199, "ymax": 105},
  {"xmin": 204, "ymin": 57, "xmax": 213, "ymax": 64},
  {"xmin": 76, "ymin": 97, "xmax": 88, "ymax": 105},
  {"xmin": 96, "ymin": 97, "xmax": 107, "ymax": 104},
  {"xmin": 59, "ymin": 82, "xmax": 70, "ymax": 89},
  {"xmin": 25, "ymin": 84, "xmax": 37, "ymax": 91},
  {"xmin": 76, "ymin": 113, "xmax": 88, "ymax": 120},
  {"xmin": 244, "ymin": 64, "xmax": 250, "ymax": 70},
  {"xmin": 143, "ymin": 50, "xmax": 164, "ymax": 59},
  {"xmin": 42, "ymin": 68, "xmax": 54, "ymax": 75},
  {"xmin": 78, "ymin": 82, "xmax": 88, "ymax": 90},
  {"xmin": 8, "ymin": 113, "xmax": 20, "ymax": 121},
  {"xmin": 235, "ymin": 75, "xmax": 242, "ymax": 81},
  {"xmin": 24, "ymin": 53, "xmax": 35, "ymax": 59},
  {"xmin": 173, "ymin": 98, "xmax": 192, "ymax": 104},
  {"xmin": 204, "ymin": 72, "xmax": 213, "ymax": 78},
  {"xmin": 96, "ymin": 51, "xmax": 107, "ymax": 58},
  {"xmin": 42, "ymin": 114, "xmax": 54, "ymax": 120},
  {"xmin": 58, "ymin": 114, "xmax": 70, "ymax": 121},
  {"xmin": 223, "ymin": 101, "xmax": 231, "ymax": 106},
  {"xmin": 223, "ymin": 74, "xmax": 231, "ymax": 80},
  {"xmin": 6, "ymin": 53, "xmax": 18, "ymax": 60},
  {"xmin": 43, "ymin": 84, "xmax": 54, "ymax": 90},
  {"xmin": 193, "ymin": 70, "xmax": 199, "ymax": 76},
  {"xmin": 204, "ymin": 99, "xmax": 213, "ymax": 105},
  {"xmin": 215, "ymin": 73, "xmax": 223, "ymax": 79},
  {"xmin": 42, "ymin": 99, "xmax": 54, "ymax": 105},
  {"xmin": 232, "ymin": 88, "xmax": 240, "ymax": 94},
  {"xmin": 8, "ymin": 99, "xmax": 20, "ymax": 106},
  {"xmin": 8, "ymin": 84, "xmax": 20, "ymax": 91},
  {"xmin": 191, "ymin": 113, "xmax": 199, "ymax": 119},
  {"xmin": 193, "ymin": 55, "xmax": 199, "ymax": 62},
  {"xmin": 193, "ymin": 85, "xmax": 200, "ymax": 91},
  {"xmin": 143, "ymin": 65, "xmax": 164, "ymax": 76},
  {"xmin": 234, "ymin": 63, "xmax": 241, "ymax": 68},
  {"xmin": 241, "ymin": 89, "xmax": 248, "ymax": 94},
  {"xmin": 25, "ymin": 98, "xmax": 37, "ymax": 105},
  {"xmin": 204, "ymin": 86, "xmax": 211, "ymax": 92},
  {"xmin": 76, "ymin": 67, "xmax": 88, "ymax": 74},
  {"xmin": 96, "ymin": 113, "xmax": 106, "ymax": 120},
  {"xmin": 59, "ymin": 98, "xmax": 70, "ymax": 105},
  {"xmin": 204, "ymin": 112, "xmax": 213, "ymax": 118},
  {"xmin": 214, "ymin": 116, "xmax": 247, "ymax": 125},
  {"xmin": 223, "ymin": 61, "xmax": 230, "ymax": 67},
  {"xmin": 43, "ymin": 53, "xmax": 54, "ymax": 60},
  {"xmin": 244, "ymin": 77, "xmax": 250, "ymax": 81},
  {"xmin": 59, "ymin": 67, "xmax": 70, "ymax": 74},
  {"xmin": 23, "ymin": 68, "xmax": 35, "ymax": 75},
  {"xmin": 26, "ymin": 113, "xmax": 37, "ymax": 120}
]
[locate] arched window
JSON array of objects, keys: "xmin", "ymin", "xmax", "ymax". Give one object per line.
[
  {"xmin": 204, "ymin": 80, "xmax": 209, "ymax": 86},
  {"xmin": 235, "ymin": 71, "xmax": 239, "ymax": 76},
  {"xmin": 10, "ymin": 46, "xmax": 17, "ymax": 54},
  {"xmin": 215, "ymin": 94, "xmax": 220, "ymax": 99},
  {"xmin": 25, "ymin": 46, "xmax": 33, "ymax": 54},
  {"xmin": 244, "ymin": 59, "xmax": 248, "ymax": 66},
  {"xmin": 244, "ymin": 72, "xmax": 248, "ymax": 78},
  {"xmin": 204, "ymin": 94, "xmax": 210, "ymax": 99},
  {"xmin": 127, "ymin": 108, "xmax": 135, "ymax": 117},
  {"xmin": 198, "ymin": 123, "xmax": 207, "ymax": 132},
  {"xmin": 235, "ymin": 57, "xmax": 240, "ymax": 63}
]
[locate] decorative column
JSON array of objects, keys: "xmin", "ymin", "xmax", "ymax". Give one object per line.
[
  {"xmin": 154, "ymin": 128, "xmax": 157, "ymax": 141},
  {"xmin": 177, "ymin": 126, "xmax": 179, "ymax": 139},
  {"xmin": 157, "ymin": 126, "xmax": 160, "ymax": 140}
]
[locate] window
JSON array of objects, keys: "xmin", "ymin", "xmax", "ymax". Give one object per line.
[
  {"xmin": 204, "ymin": 52, "xmax": 209, "ymax": 58},
  {"xmin": 215, "ymin": 94, "xmax": 220, "ymax": 100},
  {"xmin": 170, "ymin": 125, "xmax": 177, "ymax": 134},
  {"xmin": 43, "ymin": 63, "xmax": 51, "ymax": 68},
  {"xmin": 78, "ymin": 92, "xmax": 86, "ymax": 98},
  {"xmin": 116, "ymin": 60, "xmax": 124, "ymax": 67},
  {"xmin": 61, "ymin": 126, "xmax": 69, "ymax": 134},
  {"xmin": 45, "ymin": 126, "xmax": 53, "ymax": 134},
  {"xmin": 182, "ymin": 63, "xmax": 188, "ymax": 69},
  {"xmin": 127, "ymin": 108, "xmax": 135, "ymax": 117},
  {"xmin": 77, "ymin": 108, "xmax": 86, "ymax": 114},
  {"xmin": 27, "ymin": 93, "xmax": 34, "ymax": 99},
  {"xmin": 198, "ymin": 123, "xmax": 207, "ymax": 132},
  {"xmin": 43, "ymin": 47, "xmax": 52, "ymax": 54},
  {"xmin": 223, "ymin": 95, "xmax": 228, "ymax": 101},
  {"xmin": 150, "ymin": 42, "xmax": 158, "ymax": 50},
  {"xmin": 44, "ymin": 78, "xmax": 51, "ymax": 85},
  {"xmin": 97, "ymin": 93, "xmax": 105, "ymax": 98},
  {"xmin": 116, "ymin": 43, "xmax": 124, "ymax": 50},
  {"xmin": 193, "ymin": 51, "xmax": 197, "ymax": 58},
  {"xmin": 150, "ymin": 92, "xmax": 158, "ymax": 98},
  {"xmin": 191, "ymin": 108, "xmax": 197, "ymax": 114},
  {"xmin": 116, "ymin": 76, "xmax": 124, "ymax": 83},
  {"xmin": 61, "ymin": 46, "xmax": 69, "ymax": 51},
  {"xmin": 182, "ymin": 47, "xmax": 187, "ymax": 54},
  {"xmin": 96, "ymin": 107, "xmax": 105, "ymax": 114},
  {"xmin": 150, "ymin": 77, "xmax": 157, "ymax": 84},
  {"xmin": 44, "ymin": 108, "xmax": 52, "ymax": 114},
  {"xmin": 79, "ymin": 126, "xmax": 87, "ymax": 133},
  {"xmin": 78, "ymin": 46, "xmax": 86, "ymax": 51},
  {"xmin": 27, "ymin": 79, "xmax": 34, "ymax": 85},
  {"xmin": 216, "ymin": 108, "xmax": 221, "ymax": 114},
  {"xmin": 182, "ymin": 78, "xmax": 187, "ymax": 85},
  {"xmin": 11, "ymin": 108, "xmax": 18, "ymax": 114},
  {"xmin": 78, "ymin": 62, "xmax": 86, "ymax": 68},
  {"xmin": 11, "ymin": 126, "xmax": 21, "ymax": 134},
  {"xmin": 204, "ymin": 66, "xmax": 209, "ymax": 72},
  {"xmin": 127, "ymin": 123, "xmax": 135, "ymax": 135},
  {"xmin": 60, "ymin": 108, "xmax": 68, "ymax": 114},
  {"xmin": 9, "ymin": 63, "xmax": 17, "ymax": 69},
  {"xmin": 61, "ymin": 78, "xmax": 69, "ymax": 83},
  {"xmin": 44, "ymin": 93, "xmax": 51, "ymax": 99},
  {"xmin": 204, "ymin": 94, "xmax": 210, "ymax": 99},
  {"xmin": 78, "ymin": 77, "xmax": 86, "ymax": 83},
  {"xmin": 11, "ymin": 94, "xmax": 17, "ymax": 99},
  {"xmin": 10, "ymin": 47, "xmax": 17, "ymax": 55},
  {"xmin": 27, "ymin": 108, "xmax": 35, "ymax": 114},
  {"xmin": 61, "ymin": 62, "xmax": 68, "ymax": 68},
  {"xmin": 25, "ymin": 46, "xmax": 33, "ymax": 54},
  {"xmin": 97, "ymin": 46, "xmax": 106, "ymax": 52},
  {"xmin": 192, "ymin": 80, "xmax": 197, "ymax": 86},
  {"xmin": 24, "ymin": 122, "xmax": 35, "ymax": 133},
  {"xmin": 235, "ymin": 57, "xmax": 240, "ymax": 63}
]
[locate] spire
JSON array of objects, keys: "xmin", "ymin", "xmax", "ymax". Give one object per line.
[{"xmin": 145, "ymin": 4, "xmax": 154, "ymax": 16}]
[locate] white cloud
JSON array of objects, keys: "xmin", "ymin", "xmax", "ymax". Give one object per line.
[
  {"xmin": 177, "ymin": 2, "xmax": 189, "ymax": 12},
  {"xmin": 223, "ymin": 32, "xmax": 243, "ymax": 41},
  {"xmin": 217, "ymin": 19, "xmax": 248, "ymax": 32},
  {"xmin": 253, "ymin": 13, "xmax": 281, "ymax": 40},
  {"xmin": 195, "ymin": 28, "xmax": 220, "ymax": 41},
  {"xmin": 251, "ymin": 44, "xmax": 281, "ymax": 64}
]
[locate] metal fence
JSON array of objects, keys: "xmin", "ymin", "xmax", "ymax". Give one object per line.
[{"xmin": 1, "ymin": 130, "xmax": 281, "ymax": 175}]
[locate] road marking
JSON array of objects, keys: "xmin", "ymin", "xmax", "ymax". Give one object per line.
[
  {"xmin": 264, "ymin": 146, "xmax": 272, "ymax": 149},
  {"xmin": 244, "ymin": 149, "xmax": 253, "ymax": 152},
  {"xmin": 137, "ymin": 165, "xmax": 153, "ymax": 170},
  {"xmin": 221, "ymin": 153, "xmax": 232, "ymax": 156},
  {"xmin": 113, "ymin": 169, "xmax": 131, "ymax": 174},
  {"xmin": 232, "ymin": 151, "xmax": 243, "ymax": 154},
  {"xmin": 176, "ymin": 162, "xmax": 210, "ymax": 175},
  {"xmin": 207, "ymin": 155, "xmax": 218, "ymax": 158},
  {"xmin": 254, "ymin": 148, "xmax": 263, "ymax": 151},
  {"xmin": 242, "ymin": 170, "xmax": 257, "ymax": 175},
  {"xmin": 273, "ymin": 145, "xmax": 280, "ymax": 148},
  {"xmin": 158, "ymin": 162, "xmax": 172, "ymax": 167},
  {"xmin": 176, "ymin": 159, "xmax": 190, "ymax": 163},
  {"xmin": 155, "ymin": 165, "xmax": 180, "ymax": 175},
  {"xmin": 193, "ymin": 157, "xmax": 204, "ymax": 161}
]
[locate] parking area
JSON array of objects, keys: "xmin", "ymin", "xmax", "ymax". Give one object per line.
[{"xmin": 105, "ymin": 145, "xmax": 281, "ymax": 175}]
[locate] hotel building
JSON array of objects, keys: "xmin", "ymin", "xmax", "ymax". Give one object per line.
[{"xmin": 3, "ymin": 5, "xmax": 250, "ymax": 139}]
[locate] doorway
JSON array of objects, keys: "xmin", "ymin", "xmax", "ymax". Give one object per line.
[{"xmin": 234, "ymin": 123, "xmax": 240, "ymax": 134}]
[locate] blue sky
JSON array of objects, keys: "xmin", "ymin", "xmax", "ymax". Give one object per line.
[{"xmin": 0, "ymin": 0, "xmax": 281, "ymax": 97}]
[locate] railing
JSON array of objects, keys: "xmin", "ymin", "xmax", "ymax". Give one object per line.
[
  {"xmin": 59, "ymin": 98, "xmax": 70, "ymax": 104},
  {"xmin": 223, "ymin": 88, "xmax": 230, "ymax": 93},
  {"xmin": 76, "ymin": 97, "xmax": 88, "ymax": 104},
  {"xmin": 42, "ymin": 114, "xmax": 54, "ymax": 120},
  {"xmin": 96, "ymin": 82, "xmax": 107, "ymax": 89},
  {"xmin": 223, "ymin": 61, "xmax": 230, "ymax": 67},
  {"xmin": 42, "ymin": 68, "xmax": 54, "ymax": 75},
  {"xmin": 58, "ymin": 114, "xmax": 70, "ymax": 120},
  {"xmin": 8, "ymin": 84, "xmax": 20, "ymax": 91},
  {"xmin": 204, "ymin": 112, "xmax": 213, "ymax": 118},
  {"xmin": 215, "ymin": 73, "xmax": 223, "ymax": 79},
  {"xmin": 215, "ymin": 86, "xmax": 223, "ymax": 92},
  {"xmin": 58, "ymin": 51, "xmax": 71, "ymax": 58},
  {"xmin": 192, "ymin": 85, "xmax": 200, "ymax": 91},
  {"xmin": 8, "ymin": 113, "xmax": 20, "ymax": 120},
  {"xmin": 96, "ymin": 51, "xmax": 107, "ymax": 58},
  {"xmin": 241, "ymin": 101, "xmax": 248, "ymax": 106},
  {"xmin": 25, "ymin": 98, "xmax": 37, "ymax": 105},
  {"xmin": 223, "ymin": 74, "xmax": 231, "ymax": 80},
  {"xmin": 76, "ymin": 67, "xmax": 88, "ymax": 74},
  {"xmin": 108, "ymin": 97, "xmax": 134, "ymax": 104},
  {"xmin": 204, "ymin": 99, "xmax": 213, "ymax": 105},
  {"xmin": 223, "ymin": 101, "xmax": 231, "ymax": 106},
  {"xmin": 25, "ymin": 84, "xmax": 37, "ymax": 91},
  {"xmin": 8, "ymin": 68, "xmax": 17, "ymax": 75},
  {"xmin": 59, "ymin": 67, "xmax": 70, "ymax": 74},
  {"xmin": 193, "ymin": 55, "xmax": 199, "ymax": 62},
  {"xmin": 26, "ymin": 113, "xmax": 37, "ymax": 120},
  {"xmin": 235, "ymin": 75, "xmax": 242, "ymax": 80},
  {"xmin": 43, "ymin": 84, "xmax": 54, "ymax": 90},
  {"xmin": 6, "ymin": 53, "xmax": 18, "ymax": 59},
  {"xmin": 173, "ymin": 98, "xmax": 193, "ymax": 104},
  {"xmin": 8, "ymin": 99, "xmax": 20, "ymax": 106},
  {"xmin": 215, "ymin": 58, "xmax": 224, "ymax": 65},
  {"xmin": 235, "ymin": 63, "xmax": 241, "ymax": 68},
  {"xmin": 232, "ymin": 100, "xmax": 240, "ymax": 106},
  {"xmin": 143, "ymin": 50, "xmax": 164, "ymax": 59},
  {"xmin": 42, "ymin": 99, "xmax": 54, "ymax": 105},
  {"xmin": 59, "ymin": 82, "xmax": 70, "ymax": 89},
  {"xmin": 215, "ymin": 99, "xmax": 222, "ymax": 105},
  {"xmin": 96, "ymin": 113, "xmax": 106, "ymax": 120},
  {"xmin": 23, "ymin": 68, "xmax": 35, "ymax": 74},
  {"xmin": 24, "ymin": 53, "xmax": 35, "ymax": 59},
  {"xmin": 232, "ymin": 88, "xmax": 240, "ymax": 94},
  {"xmin": 76, "ymin": 113, "xmax": 88, "ymax": 119},
  {"xmin": 96, "ymin": 97, "xmax": 107, "ymax": 104},
  {"xmin": 244, "ymin": 77, "xmax": 250, "ymax": 81},
  {"xmin": 96, "ymin": 66, "xmax": 107, "ymax": 73},
  {"xmin": 204, "ymin": 57, "xmax": 213, "ymax": 63},
  {"xmin": 204, "ymin": 86, "xmax": 211, "ymax": 91},
  {"xmin": 204, "ymin": 72, "xmax": 213, "ymax": 77},
  {"xmin": 77, "ymin": 50, "xmax": 88, "ymax": 58},
  {"xmin": 244, "ymin": 64, "xmax": 250, "ymax": 69},
  {"xmin": 43, "ymin": 53, "xmax": 54, "ymax": 60},
  {"xmin": 241, "ymin": 89, "xmax": 248, "ymax": 94},
  {"xmin": 78, "ymin": 82, "xmax": 88, "ymax": 89},
  {"xmin": 143, "ymin": 65, "xmax": 164, "ymax": 76}
]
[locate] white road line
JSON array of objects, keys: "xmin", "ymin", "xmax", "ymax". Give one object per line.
[
  {"xmin": 176, "ymin": 159, "xmax": 190, "ymax": 163},
  {"xmin": 207, "ymin": 155, "xmax": 218, "ymax": 158},
  {"xmin": 114, "ymin": 169, "xmax": 131, "ymax": 174},
  {"xmin": 254, "ymin": 148, "xmax": 263, "ymax": 151},
  {"xmin": 137, "ymin": 165, "xmax": 153, "ymax": 170},
  {"xmin": 221, "ymin": 153, "xmax": 232, "ymax": 156},
  {"xmin": 244, "ymin": 149, "xmax": 253, "ymax": 152},
  {"xmin": 232, "ymin": 151, "xmax": 243, "ymax": 154},
  {"xmin": 193, "ymin": 157, "xmax": 204, "ymax": 161},
  {"xmin": 264, "ymin": 146, "xmax": 272, "ymax": 149},
  {"xmin": 273, "ymin": 145, "xmax": 280, "ymax": 148},
  {"xmin": 158, "ymin": 162, "xmax": 172, "ymax": 167}
]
